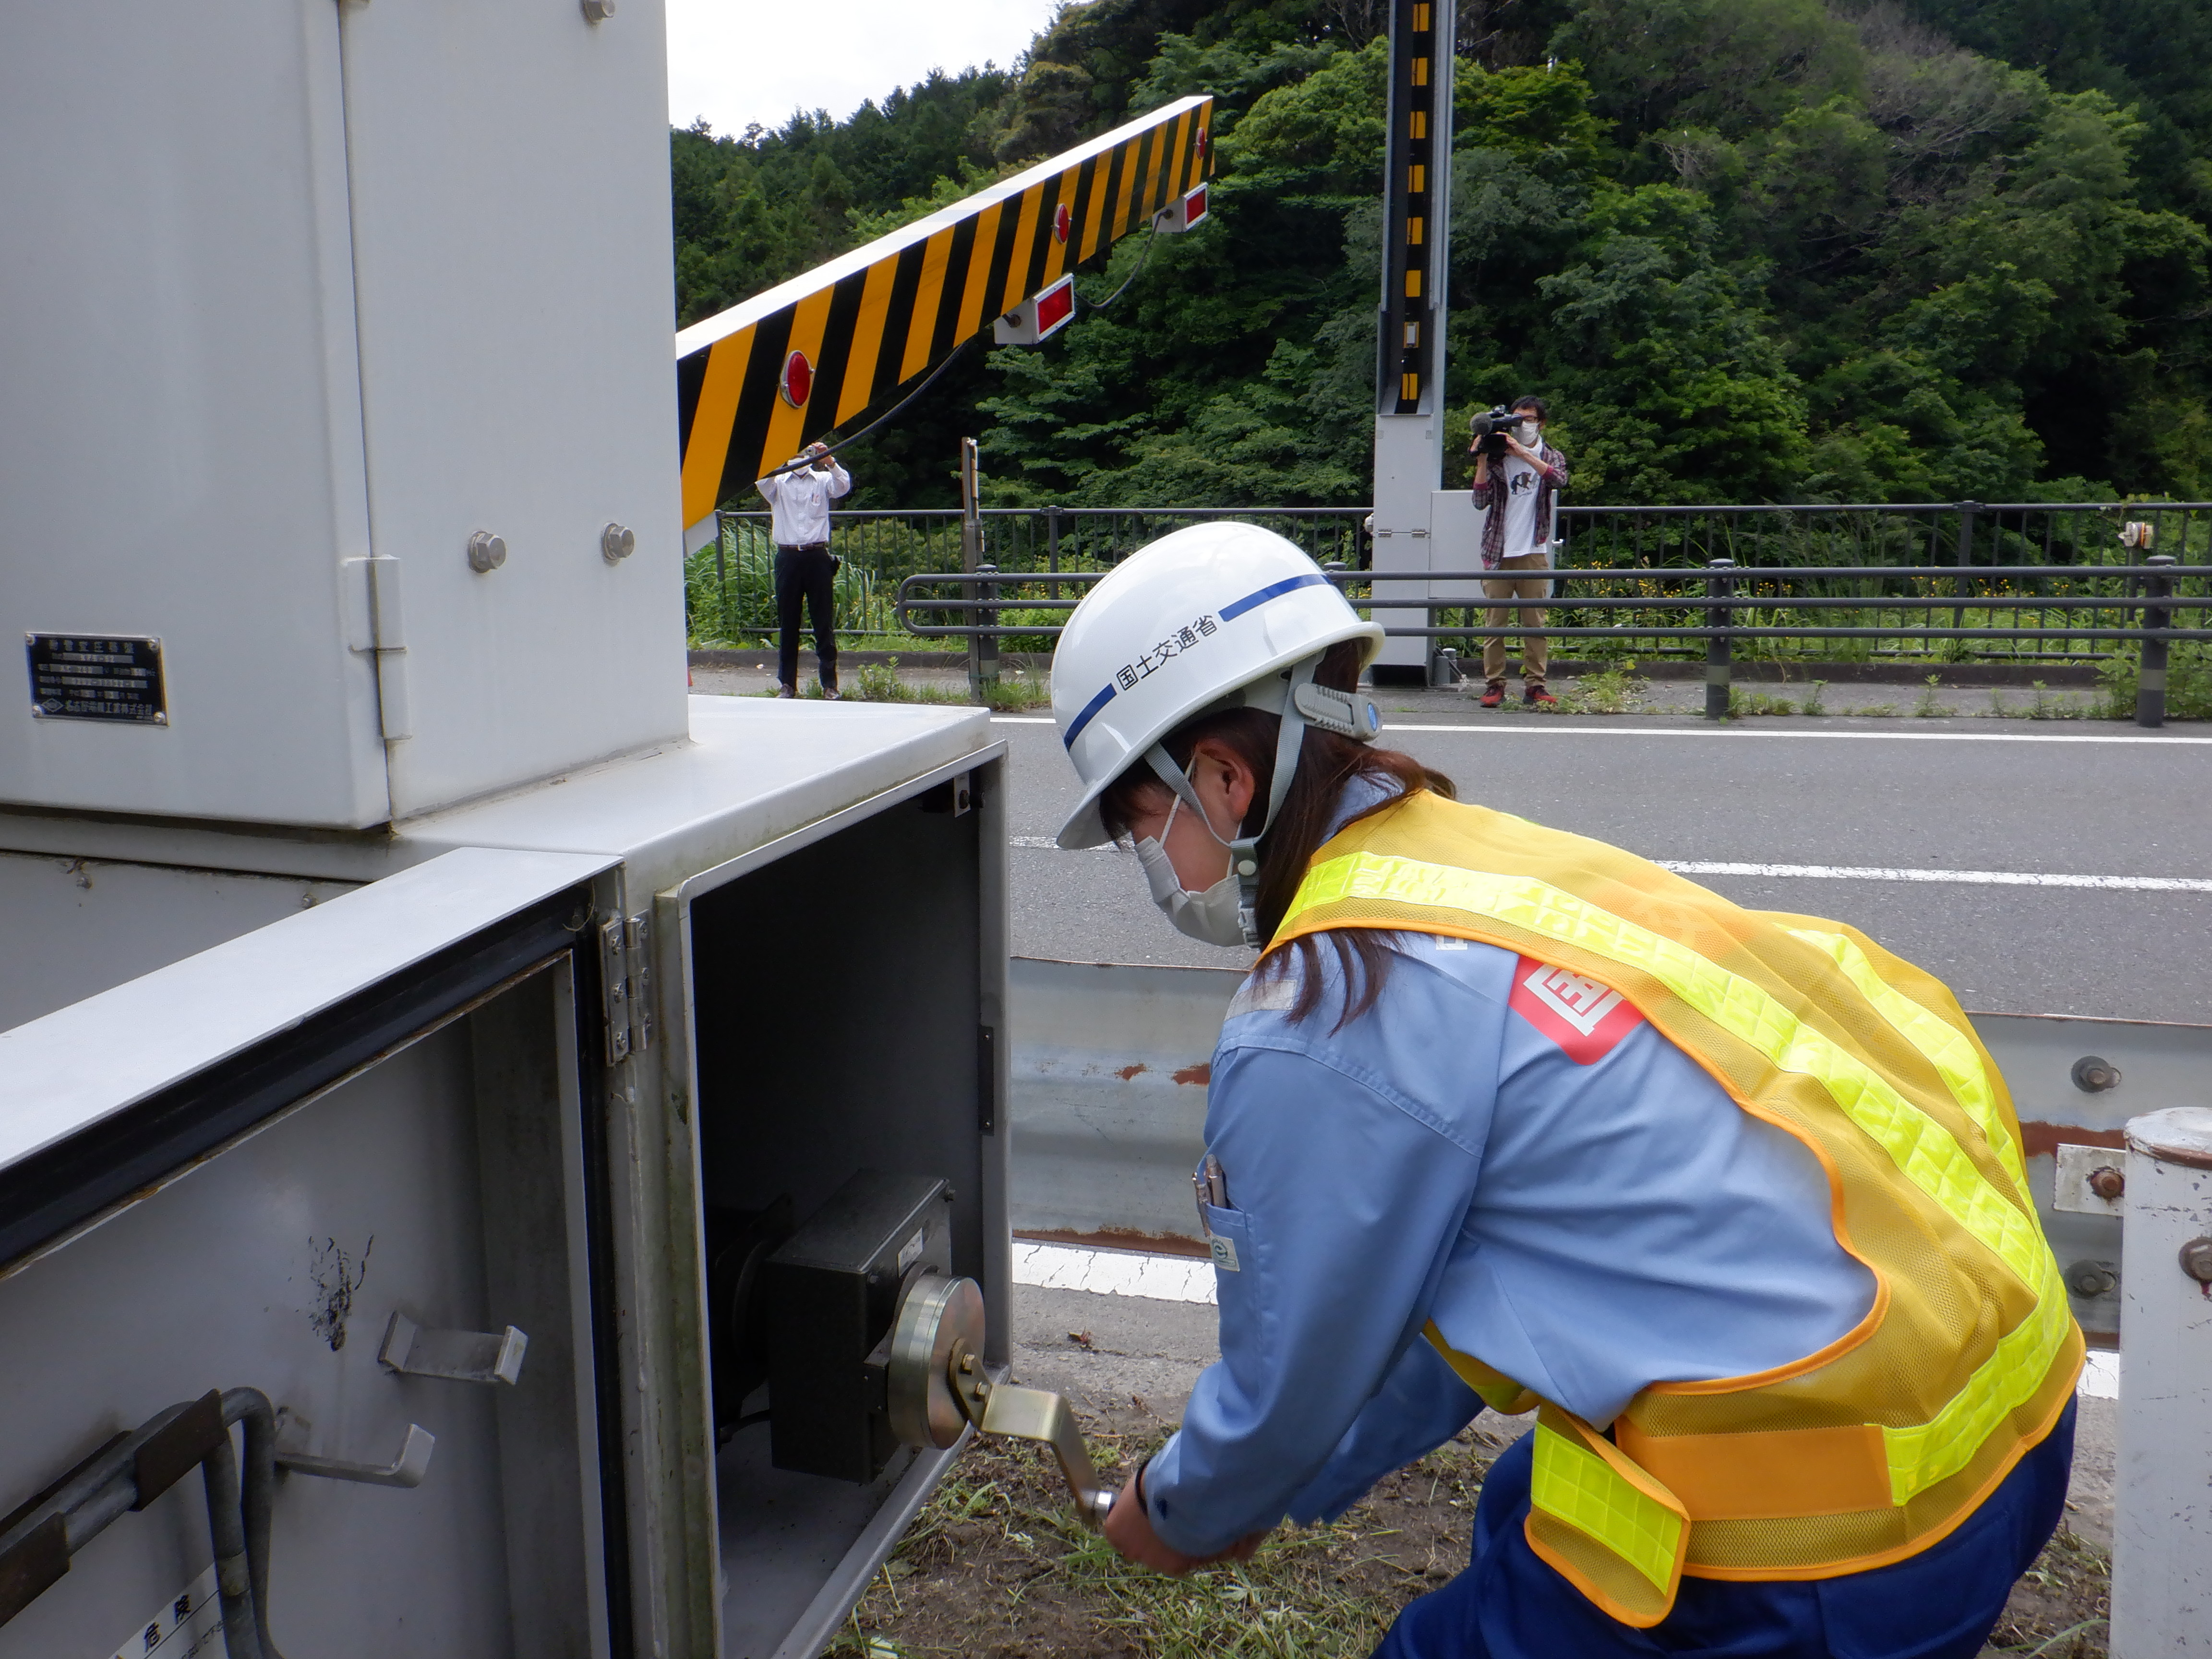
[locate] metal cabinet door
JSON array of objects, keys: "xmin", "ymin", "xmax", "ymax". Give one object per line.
[{"xmin": 0, "ymin": 849, "xmax": 620, "ymax": 1658}]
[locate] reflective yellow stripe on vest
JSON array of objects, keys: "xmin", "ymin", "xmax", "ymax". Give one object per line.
[
  {"xmin": 1781, "ymin": 923, "xmax": 2031, "ymax": 1196},
  {"xmin": 1274, "ymin": 798, "xmax": 2079, "ymax": 1625}
]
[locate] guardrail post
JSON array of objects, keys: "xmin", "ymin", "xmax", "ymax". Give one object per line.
[
  {"xmin": 978, "ymin": 561, "xmax": 1000, "ymax": 686},
  {"xmin": 2109, "ymin": 1105, "xmax": 2212, "ymax": 1657},
  {"xmin": 1950, "ymin": 500, "xmax": 1980, "ymax": 637},
  {"xmin": 1046, "ymin": 503, "xmax": 1062, "ymax": 602},
  {"xmin": 2137, "ymin": 553, "xmax": 2175, "ymax": 729},
  {"xmin": 713, "ymin": 510, "xmax": 726, "ymax": 637},
  {"xmin": 961, "ymin": 438, "xmax": 985, "ymax": 696},
  {"xmin": 1705, "ymin": 557, "xmax": 1734, "ymax": 720}
]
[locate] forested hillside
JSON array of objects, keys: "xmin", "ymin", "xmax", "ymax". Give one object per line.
[{"xmin": 673, "ymin": 0, "xmax": 2212, "ymax": 509}]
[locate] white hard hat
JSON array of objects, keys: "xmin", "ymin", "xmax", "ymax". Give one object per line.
[{"xmin": 1051, "ymin": 521, "xmax": 1384, "ymax": 852}]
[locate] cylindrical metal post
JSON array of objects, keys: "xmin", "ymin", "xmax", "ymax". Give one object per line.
[
  {"xmin": 1046, "ymin": 503, "xmax": 1061, "ymax": 602},
  {"xmin": 978, "ymin": 561, "xmax": 1000, "ymax": 686},
  {"xmin": 713, "ymin": 510, "xmax": 727, "ymax": 638},
  {"xmin": 2110, "ymin": 1106, "xmax": 2212, "ymax": 1656},
  {"xmin": 1705, "ymin": 557, "xmax": 1734, "ymax": 720},
  {"xmin": 1950, "ymin": 500, "xmax": 1979, "ymax": 637},
  {"xmin": 960, "ymin": 438, "xmax": 984, "ymax": 697},
  {"xmin": 2137, "ymin": 553, "xmax": 2175, "ymax": 730}
]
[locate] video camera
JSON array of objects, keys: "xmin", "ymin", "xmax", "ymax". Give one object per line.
[{"xmin": 1469, "ymin": 406, "xmax": 1528, "ymax": 459}]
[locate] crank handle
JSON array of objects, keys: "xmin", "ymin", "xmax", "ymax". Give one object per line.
[{"xmin": 975, "ymin": 1383, "xmax": 1114, "ymax": 1530}]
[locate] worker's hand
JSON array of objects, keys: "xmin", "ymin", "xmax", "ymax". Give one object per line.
[
  {"xmin": 1504, "ymin": 434, "xmax": 1541, "ymax": 464},
  {"xmin": 1101, "ymin": 1467, "xmax": 1272, "ymax": 1575}
]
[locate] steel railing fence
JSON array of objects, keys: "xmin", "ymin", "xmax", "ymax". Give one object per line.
[
  {"xmin": 687, "ymin": 506, "xmax": 1368, "ymax": 646},
  {"xmin": 689, "ymin": 501, "xmax": 2212, "ymax": 725}
]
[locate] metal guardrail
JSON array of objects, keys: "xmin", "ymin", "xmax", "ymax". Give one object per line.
[
  {"xmin": 1006, "ymin": 954, "xmax": 2207, "ymax": 1344},
  {"xmin": 691, "ymin": 506, "xmax": 1366, "ymax": 646},
  {"xmin": 899, "ymin": 559, "xmax": 2212, "ymax": 727}
]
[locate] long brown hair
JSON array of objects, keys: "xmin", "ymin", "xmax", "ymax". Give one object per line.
[{"xmin": 1098, "ymin": 639, "xmax": 1455, "ymax": 1026}]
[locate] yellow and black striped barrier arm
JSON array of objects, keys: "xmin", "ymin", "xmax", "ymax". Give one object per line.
[{"xmin": 674, "ymin": 94, "xmax": 1215, "ymax": 534}]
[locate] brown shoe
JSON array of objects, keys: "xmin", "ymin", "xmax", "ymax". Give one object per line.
[
  {"xmin": 1525, "ymin": 685, "xmax": 1557, "ymax": 707},
  {"xmin": 821, "ymin": 687, "xmax": 842, "ymax": 702},
  {"xmin": 1479, "ymin": 679, "xmax": 1507, "ymax": 708},
  {"xmin": 775, "ymin": 684, "xmax": 796, "ymax": 699}
]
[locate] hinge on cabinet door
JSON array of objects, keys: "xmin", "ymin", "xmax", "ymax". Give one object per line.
[
  {"xmin": 626, "ymin": 911, "xmax": 654, "ymax": 1053},
  {"xmin": 598, "ymin": 910, "xmax": 654, "ymax": 1065},
  {"xmin": 598, "ymin": 917, "xmax": 631, "ymax": 1062}
]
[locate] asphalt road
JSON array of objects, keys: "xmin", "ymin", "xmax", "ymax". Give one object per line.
[{"xmin": 993, "ymin": 697, "xmax": 2212, "ymax": 1022}]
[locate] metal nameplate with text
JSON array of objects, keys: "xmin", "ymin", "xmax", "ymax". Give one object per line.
[{"xmin": 26, "ymin": 634, "xmax": 167, "ymax": 724}]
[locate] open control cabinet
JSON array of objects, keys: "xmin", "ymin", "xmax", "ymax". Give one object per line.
[{"xmin": 670, "ymin": 754, "xmax": 1010, "ymax": 1659}]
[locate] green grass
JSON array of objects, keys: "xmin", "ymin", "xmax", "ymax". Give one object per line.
[{"xmin": 751, "ymin": 658, "xmax": 1053, "ymax": 712}]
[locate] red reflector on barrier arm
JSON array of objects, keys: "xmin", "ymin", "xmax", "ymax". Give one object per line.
[
  {"xmin": 780, "ymin": 349, "xmax": 813, "ymax": 408},
  {"xmin": 1152, "ymin": 184, "xmax": 1209, "ymax": 234},
  {"xmin": 1054, "ymin": 202, "xmax": 1072, "ymax": 244},
  {"xmin": 1034, "ymin": 276, "xmax": 1075, "ymax": 338}
]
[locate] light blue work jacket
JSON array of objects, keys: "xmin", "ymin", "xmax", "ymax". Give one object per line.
[{"xmin": 1140, "ymin": 796, "xmax": 1878, "ymax": 1559}]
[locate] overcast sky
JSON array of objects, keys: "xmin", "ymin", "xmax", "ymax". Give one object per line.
[{"xmin": 666, "ymin": 0, "xmax": 1061, "ymax": 139}]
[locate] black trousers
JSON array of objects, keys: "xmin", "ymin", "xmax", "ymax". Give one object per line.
[{"xmin": 774, "ymin": 543, "xmax": 838, "ymax": 689}]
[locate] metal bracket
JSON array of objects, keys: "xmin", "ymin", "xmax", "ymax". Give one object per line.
[
  {"xmin": 2054, "ymin": 1143, "xmax": 2127, "ymax": 1216},
  {"xmin": 626, "ymin": 910, "xmax": 653, "ymax": 1053},
  {"xmin": 275, "ymin": 1411, "xmax": 435, "ymax": 1489},
  {"xmin": 378, "ymin": 1311, "xmax": 528, "ymax": 1386},
  {"xmin": 597, "ymin": 910, "xmax": 653, "ymax": 1064}
]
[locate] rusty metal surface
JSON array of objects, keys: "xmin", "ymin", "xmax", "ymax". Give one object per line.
[{"xmin": 1007, "ymin": 959, "xmax": 2212, "ymax": 1346}]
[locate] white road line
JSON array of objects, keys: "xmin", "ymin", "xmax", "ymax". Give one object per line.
[
  {"xmin": 1663, "ymin": 861, "xmax": 2212, "ymax": 893},
  {"xmin": 1012, "ymin": 836, "xmax": 2208, "ymax": 890},
  {"xmin": 2081, "ymin": 1350, "xmax": 2119, "ymax": 1400},
  {"xmin": 1380, "ymin": 723, "xmax": 2212, "ymax": 745},
  {"xmin": 1013, "ymin": 1240, "xmax": 1216, "ymax": 1303},
  {"xmin": 1011, "ymin": 1240, "xmax": 2125, "ymax": 1400}
]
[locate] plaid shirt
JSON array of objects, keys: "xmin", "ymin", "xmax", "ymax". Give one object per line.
[{"xmin": 1473, "ymin": 442, "xmax": 1570, "ymax": 569}]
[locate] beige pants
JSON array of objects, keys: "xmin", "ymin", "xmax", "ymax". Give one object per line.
[{"xmin": 1481, "ymin": 552, "xmax": 1551, "ymax": 685}]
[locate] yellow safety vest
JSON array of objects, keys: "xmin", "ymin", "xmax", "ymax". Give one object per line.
[{"xmin": 1272, "ymin": 790, "xmax": 2080, "ymax": 1628}]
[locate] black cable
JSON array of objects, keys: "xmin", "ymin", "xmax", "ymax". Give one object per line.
[
  {"xmin": 715, "ymin": 1409, "xmax": 774, "ymax": 1446},
  {"xmin": 1086, "ymin": 222, "xmax": 1160, "ymax": 313},
  {"xmin": 757, "ymin": 337, "xmax": 976, "ymax": 482}
]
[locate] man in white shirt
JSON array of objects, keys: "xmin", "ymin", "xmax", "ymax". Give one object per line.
[
  {"xmin": 1470, "ymin": 397, "xmax": 1570, "ymax": 709},
  {"xmin": 755, "ymin": 442, "xmax": 853, "ymax": 699}
]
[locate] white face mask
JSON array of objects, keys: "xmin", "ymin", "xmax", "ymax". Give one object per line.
[
  {"xmin": 1516, "ymin": 420, "xmax": 1540, "ymax": 445},
  {"xmin": 1134, "ymin": 794, "xmax": 1250, "ymax": 948}
]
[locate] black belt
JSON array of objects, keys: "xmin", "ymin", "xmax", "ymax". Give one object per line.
[{"xmin": 777, "ymin": 542, "xmax": 831, "ymax": 553}]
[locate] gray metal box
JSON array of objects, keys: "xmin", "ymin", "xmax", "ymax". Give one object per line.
[
  {"xmin": 763, "ymin": 1171, "xmax": 950, "ymax": 1484},
  {"xmin": 0, "ymin": 0, "xmax": 685, "ymax": 829}
]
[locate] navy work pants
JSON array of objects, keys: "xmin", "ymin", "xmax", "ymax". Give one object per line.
[
  {"xmin": 1373, "ymin": 1400, "xmax": 2074, "ymax": 1659},
  {"xmin": 775, "ymin": 542, "xmax": 838, "ymax": 691}
]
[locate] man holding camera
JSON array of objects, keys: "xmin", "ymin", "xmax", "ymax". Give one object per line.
[
  {"xmin": 1470, "ymin": 396, "xmax": 1570, "ymax": 708},
  {"xmin": 755, "ymin": 440, "xmax": 851, "ymax": 700}
]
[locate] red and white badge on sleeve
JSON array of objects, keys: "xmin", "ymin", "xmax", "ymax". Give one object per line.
[{"xmin": 1509, "ymin": 957, "xmax": 1645, "ymax": 1064}]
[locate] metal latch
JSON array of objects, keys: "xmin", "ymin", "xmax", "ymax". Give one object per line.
[
  {"xmin": 598, "ymin": 909, "xmax": 654, "ymax": 1063},
  {"xmin": 275, "ymin": 1410, "xmax": 436, "ymax": 1489}
]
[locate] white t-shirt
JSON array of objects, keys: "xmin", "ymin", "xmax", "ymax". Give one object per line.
[
  {"xmin": 1497, "ymin": 450, "xmax": 1546, "ymax": 562},
  {"xmin": 755, "ymin": 459, "xmax": 851, "ymax": 546}
]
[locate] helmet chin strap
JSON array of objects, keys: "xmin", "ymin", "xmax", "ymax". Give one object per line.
[{"xmin": 1144, "ymin": 657, "xmax": 1320, "ymax": 949}]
